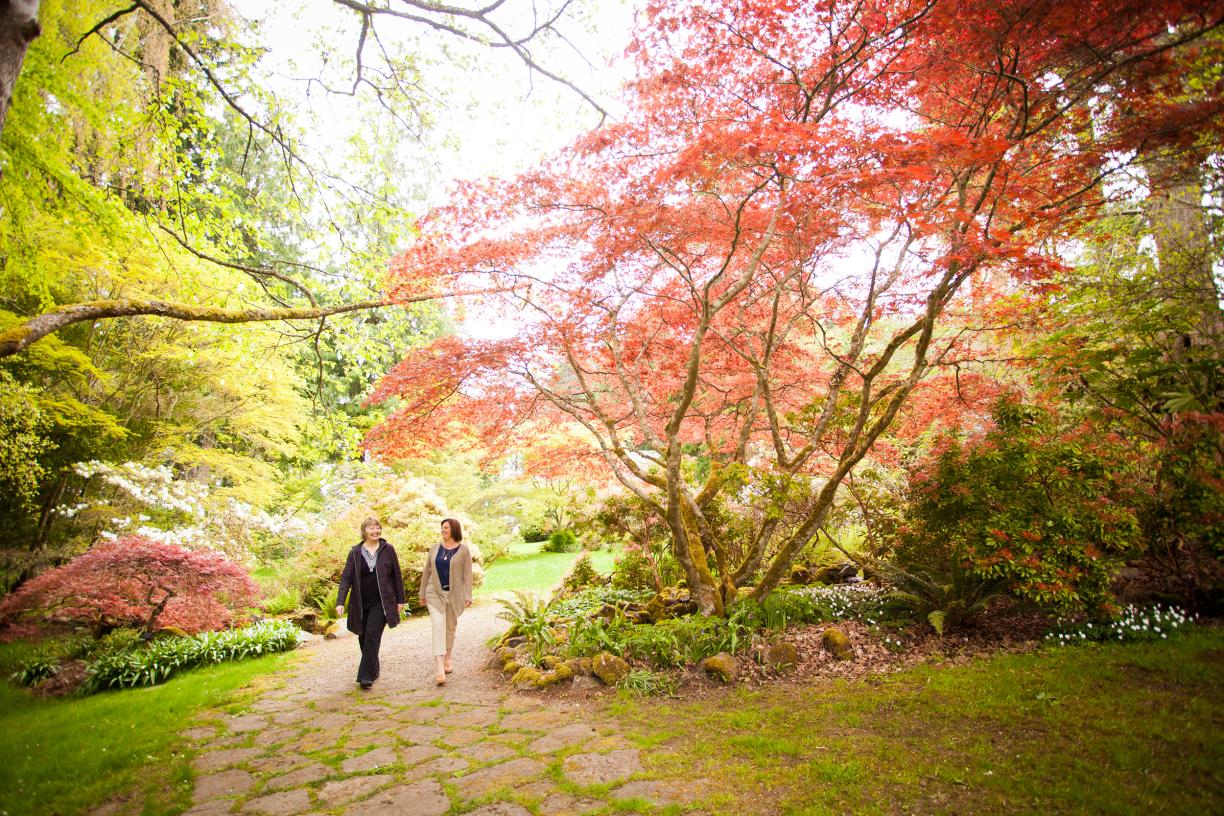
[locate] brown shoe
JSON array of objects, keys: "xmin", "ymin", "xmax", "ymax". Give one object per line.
[{"xmin": 435, "ymin": 673, "xmax": 446, "ymax": 686}]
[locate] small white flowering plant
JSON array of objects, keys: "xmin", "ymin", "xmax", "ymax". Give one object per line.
[{"xmin": 1044, "ymin": 603, "xmax": 1195, "ymax": 645}]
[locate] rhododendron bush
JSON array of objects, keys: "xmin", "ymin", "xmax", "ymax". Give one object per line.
[
  {"xmin": 887, "ymin": 399, "xmax": 1142, "ymax": 615},
  {"xmin": 0, "ymin": 536, "xmax": 261, "ymax": 637},
  {"xmin": 368, "ymin": 0, "xmax": 1224, "ymax": 615}
]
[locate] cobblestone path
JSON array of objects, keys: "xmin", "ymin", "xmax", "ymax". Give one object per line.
[{"xmin": 179, "ymin": 601, "xmax": 709, "ymax": 816}]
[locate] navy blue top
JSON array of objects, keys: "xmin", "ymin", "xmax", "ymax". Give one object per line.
[{"xmin": 435, "ymin": 543, "xmax": 459, "ymax": 591}]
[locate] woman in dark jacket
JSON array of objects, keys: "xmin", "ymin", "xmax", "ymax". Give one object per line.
[{"xmin": 335, "ymin": 516, "xmax": 405, "ymax": 689}]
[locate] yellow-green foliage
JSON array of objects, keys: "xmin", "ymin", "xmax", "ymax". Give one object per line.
[
  {"xmin": 292, "ymin": 472, "xmax": 485, "ymax": 611},
  {"xmin": 0, "ymin": 0, "xmax": 315, "ymax": 569}
]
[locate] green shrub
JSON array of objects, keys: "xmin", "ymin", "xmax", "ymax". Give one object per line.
[
  {"xmin": 520, "ymin": 524, "xmax": 551, "ymax": 543},
  {"xmin": 888, "ymin": 398, "xmax": 1140, "ymax": 615},
  {"xmin": 8, "ymin": 628, "xmax": 145, "ymax": 687},
  {"xmin": 260, "ymin": 586, "xmax": 301, "ymax": 616},
  {"xmin": 81, "ymin": 620, "xmax": 302, "ymax": 694},
  {"xmin": 548, "ymin": 586, "xmax": 653, "ymax": 621},
  {"xmin": 566, "ymin": 608, "xmax": 754, "ymax": 667},
  {"xmin": 559, "ymin": 552, "xmax": 604, "ymax": 594},
  {"xmin": 747, "ymin": 585, "xmax": 889, "ymax": 629},
  {"xmin": 541, "ymin": 529, "xmax": 580, "ymax": 553},
  {"xmin": 566, "ymin": 613, "xmax": 634, "ymax": 658},
  {"xmin": 611, "ymin": 546, "xmax": 658, "ymax": 590}
]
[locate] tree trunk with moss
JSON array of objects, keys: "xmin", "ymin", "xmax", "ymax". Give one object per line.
[{"xmin": 0, "ymin": 0, "xmax": 40, "ymax": 137}]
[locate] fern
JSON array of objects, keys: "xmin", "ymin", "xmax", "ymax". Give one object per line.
[{"xmin": 874, "ymin": 557, "xmax": 1006, "ymax": 635}]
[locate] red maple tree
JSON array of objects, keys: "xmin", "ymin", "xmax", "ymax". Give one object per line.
[
  {"xmin": 369, "ymin": 0, "xmax": 1224, "ymax": 614},
  {"xmin": 0, "ymin": 536, "xmax": 261, "ymax": 637}
]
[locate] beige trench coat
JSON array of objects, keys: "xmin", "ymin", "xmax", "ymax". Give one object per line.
[{"xmin": 418, "ymin": 541, "xmax": 473, "ymax": 617}]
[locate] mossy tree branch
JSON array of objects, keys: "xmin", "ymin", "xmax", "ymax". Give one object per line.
[{"xmin": 0, "ymin": 297, "xmax": 411, "ymax": 359}]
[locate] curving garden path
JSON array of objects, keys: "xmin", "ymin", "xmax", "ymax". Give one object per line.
[{"xmin": 177, "ymin": 601, "xmax": 710, "ymax": 816}]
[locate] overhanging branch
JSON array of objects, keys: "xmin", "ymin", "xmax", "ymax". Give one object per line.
[{"xmin": 0, "ymin": 297, "xmax": 395, "ymax": 358}]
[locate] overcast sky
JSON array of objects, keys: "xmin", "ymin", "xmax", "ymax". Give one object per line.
[{"xmin": 238, "ymin": 0, "xmax": 633, "ymax": 204}]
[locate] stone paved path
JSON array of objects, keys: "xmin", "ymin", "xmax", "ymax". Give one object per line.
[{"xmin": 179, "ymin": 601, "xmax": 710, "ymax": 816}]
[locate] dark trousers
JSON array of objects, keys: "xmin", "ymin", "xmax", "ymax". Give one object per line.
[{"xmin": 356, "ymin": 602, "xmax": 387, "ymax": 683}]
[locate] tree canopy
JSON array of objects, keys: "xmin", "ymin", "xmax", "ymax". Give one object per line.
[{"xmin": 368, "ymin": 0, "xmax": 1224, "ymax": 614}]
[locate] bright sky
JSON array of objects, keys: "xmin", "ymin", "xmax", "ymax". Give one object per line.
[
  {"xmin": 236, "ymin": 1, "xmax": 635, "ymax": 341},
  {"xmin": 239, "ymin": 0, "xmax": 633, "ymax": 201}
]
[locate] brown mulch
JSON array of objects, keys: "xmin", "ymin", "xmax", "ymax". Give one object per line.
[
  {"xmin": 735, "ymin": 620, "xmax": 1042, "ymax": 688},
  {"xmin": 31, "ymin": 659, "xmax": 89, "ymax": 697}
]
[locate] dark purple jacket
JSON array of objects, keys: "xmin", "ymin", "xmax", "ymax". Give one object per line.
[{"xmin": 336, "ymin": 539, "xmax": 406, "ymax": 635}]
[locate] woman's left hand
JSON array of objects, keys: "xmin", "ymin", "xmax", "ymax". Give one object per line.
[
  {"xmin": 396, "ymin": 604, "xmax": 405, "ymax": 617},
  {"xmin": 464, "ymin": 600, "xmax": 473, "ymax": 608}
]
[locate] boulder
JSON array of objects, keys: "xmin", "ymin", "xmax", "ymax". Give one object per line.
[
  {"xmin": 563, "ymin": 658, "xmax": 590, "ymax": 677},
  {"xmin": 789, "ymin": 566, "xmax": 814, "ymax": 585},
  {"xmin": 537, "ymin": 663, "xmax": 574, "ymax": 687},
  {"xmin": 511, "ymin": 666, "xmax": 544, "ymax": 690},
  {"xmin": 571, "ymin": 675, "xmax": 601, "ymax": 692},
  {"xmin": 644, "ymin": 595, "xmax": 668, "ymax": 623},
  {"xmin": 765, "ymin": 642, "xmax": 800, "ymax": 672},
  {"xmin": 821, "ymin": 627, "xmax": 853, "ymax": 661},
  {"xmin": 816, "ymin": 562, "xmax": 860, "ymax": 585},
  {"xmin": 503, "ymin": 635, "xmax": 528, "ymax": 649},
  {"xmin": 495, "ymin": 646, "xmax": 518, "ymax": 663},
  {"xmin": 591, "ymin": 652, "xmax": 630, "ymax": 685},
  {"xmin": 699, "ymin": 652, "xmax": 737, "ymax": 683},
  {"xmin": 502, "ymin": 660, "xmax": 522, "ymax": 675},
  {"xmin": 540, "ymin": 655, "xmax": 563, "ymax": 670},
  {"xmin": 324, "ymin": 621, "xmax": 345, "ymax": 639},
  {"xmin": 286, "ymin": 609, "xmax": 322, "ymax": 634}
]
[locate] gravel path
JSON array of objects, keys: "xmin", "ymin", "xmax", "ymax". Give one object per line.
[{"xmin": 176, "ymin": 599, "xmax": 711, "ymax": 816}]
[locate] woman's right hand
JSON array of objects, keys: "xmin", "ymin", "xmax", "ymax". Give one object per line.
[{"xmin": 335, "ymin": 605, "xmax": 344, "ymax": 617}]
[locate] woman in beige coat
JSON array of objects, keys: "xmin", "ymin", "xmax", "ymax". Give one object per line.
[{"xmin": 418, "ymin": 517, "xmax": 474, "ymax": 685}]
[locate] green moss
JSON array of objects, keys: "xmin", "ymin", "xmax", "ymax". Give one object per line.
[{"xmin": 821, "ymin": 627, "xmax": 853, "ymax": 660}]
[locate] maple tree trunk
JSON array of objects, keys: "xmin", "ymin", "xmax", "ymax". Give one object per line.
[
  {"xmin": 146, "ymin": 586, "xmax": 174, "ymax": 632},
  {"xmin": 0, "ymin": 0, "xmax": 40, "ymax": 138}
]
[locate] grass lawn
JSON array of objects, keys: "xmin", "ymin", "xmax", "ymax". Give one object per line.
[
  {"xmin": 0, "ymin": 650, "xmax": 296, "ymax": 816},
  {"xmin": 607, "ymin": 628, "xmax": 1224, "ymax": 815},
  {"xmin": 477, "ymin": 541, "xmax": 619, "ymax": 597}
]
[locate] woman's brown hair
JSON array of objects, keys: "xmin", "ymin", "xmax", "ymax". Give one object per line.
[{"xmin": 441, "ymin": 517, "xmax": 463, "ymax": 542}]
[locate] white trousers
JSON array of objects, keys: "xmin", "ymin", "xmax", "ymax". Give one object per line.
[{"xmin": 425, "ymin": 583, "xmax": 458, "ymax": 657}]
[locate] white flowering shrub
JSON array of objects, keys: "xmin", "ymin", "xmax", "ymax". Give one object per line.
[
  {"xmin": 1045, "ymin": 604, "xmax": 1195, "ymax": 645},
  {"xmin": 61, "ymin": 461, "xmax": 319, "ymax": 562}
]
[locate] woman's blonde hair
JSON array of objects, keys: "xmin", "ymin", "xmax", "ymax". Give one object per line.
[{"xmin": 359, "ymin": 516, "xmax": 382, "ymax": 540}]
